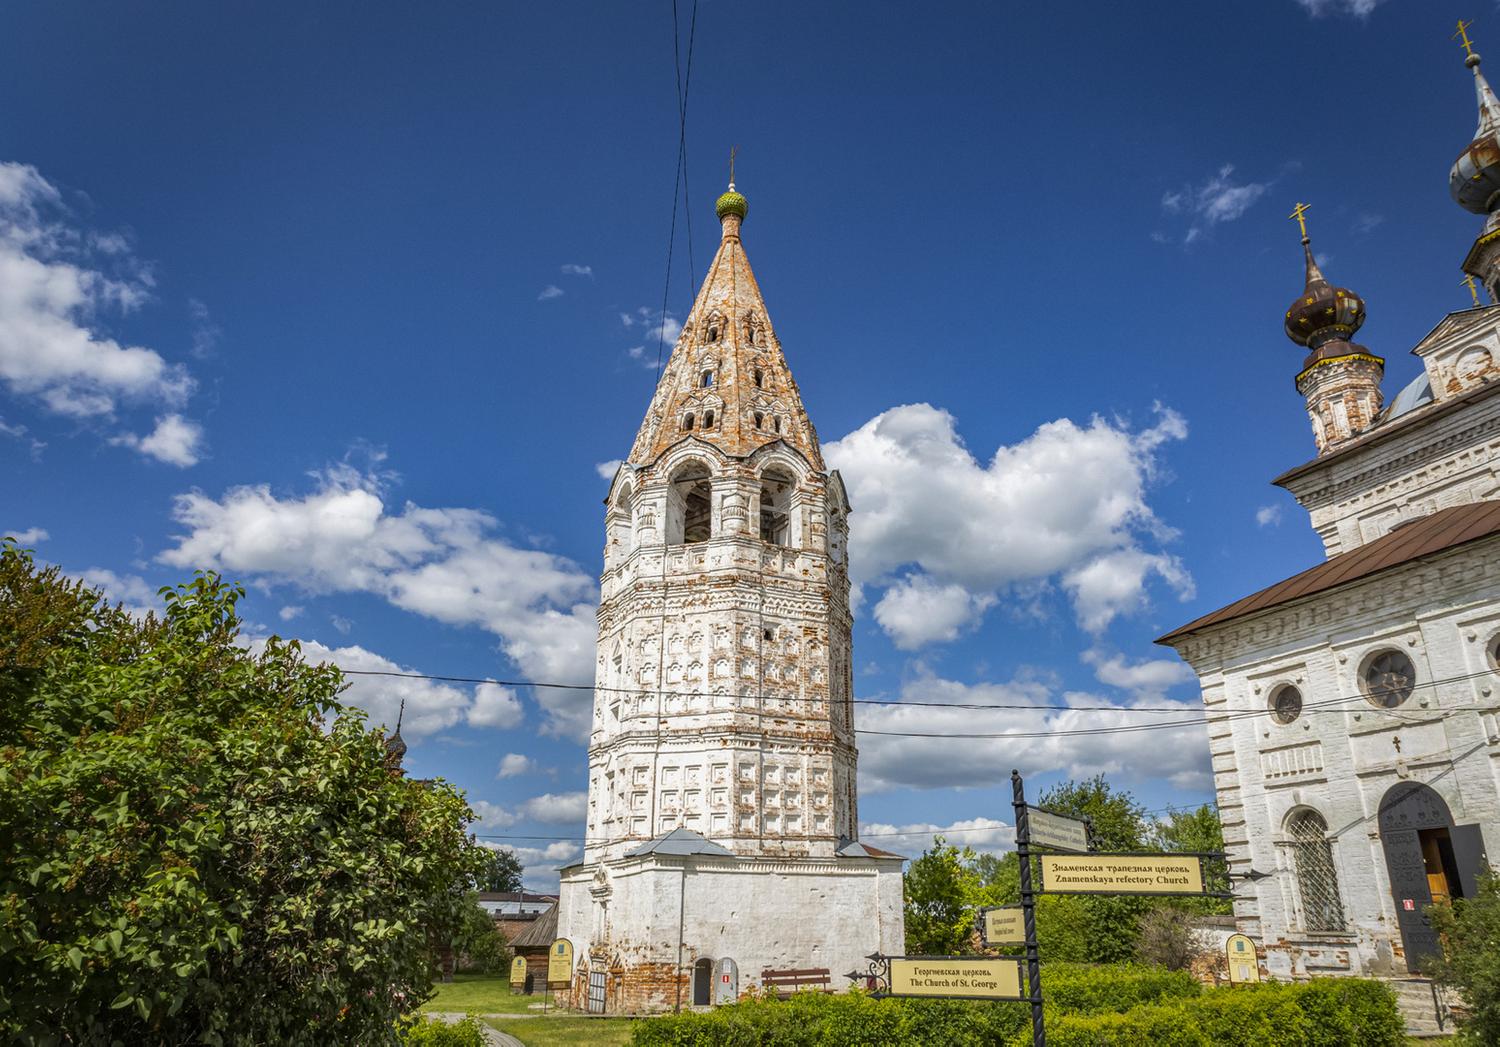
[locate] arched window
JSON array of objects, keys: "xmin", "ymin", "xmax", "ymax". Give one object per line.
[
  {"xmin": 754, "ymin": 412, "xmax": 764, "ymax": 430},
  {"xmin": 701, "ymin": 370, "xmax": 715, "ymax": 388},
  {"xmin": 608, "ymin": 482, "xmax": 634, "ymax": 555},
  {"xmin": 773, "ymin": 416, "xmax": 783, "ymax": 434},
  {"xmin": 707, "ymin": 321, "xmax": 721, "ymax": 343},
  {"xmin": 683, "ymin": 413, "xmax": 695, "ymax": 432},
  {"xmin": 703, "ymin": 410, "xmax": 715, "ymax": 428},
  {"xmin": 760, "ymin": 468, "xmax": 793, "ymax": 546},
  {"xmin": 1287, "ymin": 810, "xmax": 1345, "ymax": 932},
  {"xmin": 666, "ymin": 461, "xmax": 713, "ymax": 545},
  {"xmin": 754, "ymin": 368, "xmax": 764, "ymax": 388}
]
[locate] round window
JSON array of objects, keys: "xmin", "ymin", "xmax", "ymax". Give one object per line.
[
  {"xmin": 1362, "ymin": 649, "xmax": 1416, "ymax": 709},
  {"xmin": 1270, "ymin": 684, "xmax": 1303, "ymax": 725},
  {"xmin": 1488, "ymin": 633, "xmax": 1500, "ymax": 672}
]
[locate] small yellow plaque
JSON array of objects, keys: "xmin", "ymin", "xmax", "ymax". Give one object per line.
[
  {"xmin": 510, "ymin": 955, "xmax": 528, "ymax": 987},
  {"xmin": 889, "ymin": 958, "xmax": 1024, "ymax": 1000},
  {"xmin": 983, "ymin": 907, "xmax": 1026, "ymax": 946},
  {"xmin": 1026, "ymin": 808, "xmax": 1090, "ymax": 853},
  {"xmin": 1040, "ymin": 854, "xmax": 1205, "ymax": 895},
  {"xmin": 1226, "ymin": 934, "xmax": 1261, "ymax": 985},
  {"xmin": 547, "ymin": 938, "xmax": 573, "ymax": 984}
]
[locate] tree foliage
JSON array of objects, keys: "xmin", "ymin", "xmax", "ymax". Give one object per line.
[
  {"xmin": 1428, "ymin": 871, "xmax": 1500, "ymax": 1045},
  {"xmin": 0, "ymin": 544, "xmax": 487, "ymax": 1045},
  {"xmin": 903, "ymin": 838, "xmax": 989, "ymax": 954},
  {"xmin": 476, "ymin": 848, "xmax": 524, "ymax": 894},
  {"xmin": 454, "ymin": 895, "xmax": 511, "ymax": 975}
]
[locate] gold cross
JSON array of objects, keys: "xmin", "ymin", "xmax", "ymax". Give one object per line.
[
  {"xmin": 729, "ymin": 145, "xmax": 738, "ymax": 187},
  {"xmin": 1456, "ymin": 19, "xmax": 1477, "ymax": 58},
  {"xmin": 1463, "ymin": 273, "xmax": 1482, "ymax": 306},
  {"xmin": 1288, "ymin": 202, "xmax": 1311, "ymax": 241}
]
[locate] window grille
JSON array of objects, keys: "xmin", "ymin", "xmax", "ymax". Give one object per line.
[{"xmin": 1287, "ymin": 811, "xmax": 1345, "ymax": 932}]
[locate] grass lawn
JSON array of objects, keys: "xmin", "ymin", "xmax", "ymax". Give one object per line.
[
  {"xmin": 485, "ymin": 1016, "xmax": 636, "ymax": 1046},
  {"xmin": 420, "ymin": 973, "xmax": 555, "ymax": 1015}
]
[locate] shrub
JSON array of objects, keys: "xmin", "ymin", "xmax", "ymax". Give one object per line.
[
  {"xmin": 1135, "ymin": 905, "xmax": 1211, "ymax": 970},
  {"xmin": 1042, "ymin": 962, "xmax": 1200, "ymax": 1013},
  {"xmin": 1428, "ymin": 871, "xmax": 1500, "ymax": 1045},
  {"xmin": 400, "ymin": 1015, "xmax": 489, "ymax": 1047}
]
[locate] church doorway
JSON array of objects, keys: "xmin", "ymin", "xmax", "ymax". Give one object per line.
[
  {"xmin": 692, "ymin": 958, "xmax": 713, "ymax": 1006},
  {"xmin": 1378, "ymin": 782, "xmax": 1488, "ymax": 973}
]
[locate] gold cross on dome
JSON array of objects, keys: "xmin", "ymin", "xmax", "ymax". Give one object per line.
[
  {"xmin": 1456, "ymin": 19, "xmax": 1478, "ymax": 59},
  {"xmin": 1463, "ymin": 273, "xmax": 1482, "ymax": 306},
  {"xmin": 1288, "ymin": 202, "xmax": 1311, "ymax": 241}
]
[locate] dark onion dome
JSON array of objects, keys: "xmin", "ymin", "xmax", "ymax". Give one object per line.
[
  {"xmin": 385, "ymin": 728, "xmax": 407, "ymax": 765},
  {"xmin": 1451, "ymin": 51, "xmax": 1500, "ymax": 215},
  {"xmin": 1284, "ymin": 241, "xmax": 1365, "ymax": 349},
  {"xmin": 715, "ymin": 184, "xmax": 748, "ymax": 221}
]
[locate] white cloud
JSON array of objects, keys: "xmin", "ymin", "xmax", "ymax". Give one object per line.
[
  {"xmin": 1256, "ymin": 504, "xmax": 1283, "ymax": 528},
  {"xmin": 278, "ymin": 604, "xmax": 304, "ymax": 621},
  {"xmin": 824, "ymin": 403, "xmax": 1191, "ymax": 644},
  {"xmin": 0, "ymin": 416, "xmax": 45, "ymax": 458},
  {"xmin": 498, "ymin": 753, "xmax": 535, "ymax": 778},
  {"xmin": 329, "ymin": 614, "xmax": 353, "ymax": 635},
  {"xmin": 0, "ymin": 162, "xmax": 196, "ymax": 421},
  {"xmin": 469, "ymin": 682, "xmax": 524, "ymax": 729},
  {"xmin": 1082, "ymin": 648, "xmax": 1195, "ymax": 698},
  {"xmin": 517, "ymin": 791, "xmax": 588, "ymax": 824},
  {"xmin": 595, "ymin": 459, "xmax": 623, "ymax": 481},
  {"xmin": 873, "ymin": 574, "xmax": 995, "ymax": 650},
  {"xmin": 622, "ymin": 307, "xmax": 682, "ymax": 367},
  {"xmin": 560, "ymin": 264, "xmax": 593, "ymax": 277},
  {"xmin": 1293, "ymin": 0, "xmax": 1384, "ymax": 17},
  {"xmin": 110, "ymin": 413, "xmax": 204, "ymax": 467},
  {"xmin": 187, "ymin": 298, "xmax": 221, "ymax": 359},
  {"xmin": 283, "ymin": 638, "xmax": 476, "ymax": 739},
  {"xmin": 158, "ymin": 464, "xmax": 598, "ymax": 737},
  {"xmin": 481, "ymin": 839, "xmax": 580, "ymax": 890},
  {"xmin": 1158, "ymin": 163, "xmax": 1271, "ymax": 245},
  {"xmin": 470, "ymin": 800, "xmax": 519, "ymax": 829},
  {"xmin": 77, "ymin": 567, "xmax": 160, "ymax": 619},
  {"xmin": 538, "ymin": 285, "xmax": 564, "ymax": 301},
  {"xmin": 857, "ymin": 671, "xmax": 1209, "ymax": 794},
  {"xmin": 860, "ymin": 817, "xmax": 1015, "ymax": 858},
  {"xmin": 1353, "ymin": 212, "xmax": 1384, "ymax": 235},
  {"xmin": 4, "ymin": 526, "xmax": 47, "ymax": 544}
]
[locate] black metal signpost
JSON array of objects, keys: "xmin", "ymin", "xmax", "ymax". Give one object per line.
[{"xmin": 1011, "ymin": 769, "xmax": 1046, "ymax": 1047}]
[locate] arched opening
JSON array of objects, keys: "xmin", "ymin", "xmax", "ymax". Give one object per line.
[
  {"xmin": 1378, "ymin": 782, "xmax": 1485, "ymax": 971},
  {"xmin": 666, "ymin": 462, "xmax": 713, "ymax": 545},
  {"xmin": 759, "ymin": 468, "xmax": 793, "ymax": 546},
  {"xmin": 701, "ymin": 370, "xmax": 715, "ymax": 388},
  {"xmin": 692, "ymin": 958, "xmax": 713, "ymax": 1007},
  {"xmin": 753, "ymin": 368, "xmax": 764, "ymax": 388},
  {"xmin": 683, "ymin": 413, "xmax": 695, "ymax": 432},
  {"xmin": 703, "ymin": 410, "xmax": 715, "ymax": 428},
  {"xmin": 1285, "ymin": 809, "xmax": 1344, "ymax": 932},
  {"xmin": 753, "ymin": 412, "xmax": 764, "ymax": 430},
  {"xmin": 773, "ymin": 416, "xmax": 783, "ymax": 434},
  {"xmin": 607, "ymin": 482, "xmax": 634, "ymax": 556}
]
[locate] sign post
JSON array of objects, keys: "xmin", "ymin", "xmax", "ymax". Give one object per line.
[
  {"xmin": 1226, "ymin": 934, "xmax": 1260, "ymax": 985},
  {"xmin": 1038, "ymin": 853, "xmax": 1209, "ymax": 896},
  {"xmin": 1012, "ymin": 770, "xmax": 1045, "ymax": 1047},
  {"xmin": 510, "ymin": 955, "xmax": 528, "ymax": 991},
  {"xmin": 980, "ymin": 905, "xmax": 1026, "ymax": 948}
]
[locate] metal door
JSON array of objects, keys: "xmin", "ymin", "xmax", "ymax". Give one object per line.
[
  {"xmin": 587, "ymin": 969, "xmax": 607, "ymax": 1014},
  {"xmin": 1379, "ymin": 782, "xmax": 1452, "ymax": 973}
]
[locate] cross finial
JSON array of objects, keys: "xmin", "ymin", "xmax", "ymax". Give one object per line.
[
  {"xmin": 1463, "ymin": 273, "xmax": 1482, "ymax": 306},
  {"xmin": 1456, "ymin": 18, "xmax": 1478, "ymax": 59},
  {"xmin": 729, "ymin": 145, "xmax": 738, "ymax": 190},
  {"xmin": 1289, "ymin": 202, "xmax": 1311, "ymax": 244},
  {"xmin": 395, "ymin": 697, "xmax": 405, "ymax": 732}
]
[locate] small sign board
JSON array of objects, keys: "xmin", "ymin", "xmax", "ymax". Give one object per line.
[
  {"xmin": 1027, "ymin": 807, "xmax": 1090, "ymax": 853},
  {"xmin": 983, "ymin": 906, "xmax": 1026, "ymax": 946},
  {"xmin": 547, "ymin": 938, "xmax": 573, "ymax": 985},
  {"xmin": 1226, "ymin": 934, "xmax": 1260, "ymax": 985},
  {"xmin": 889, "ymin": 957, "xmax": 1025, "ymax": 1000},
  {"xmin": 510, "ymin": 955, "xmax": 528, "ymax": 987},
  {"xmin": 1039, "ymin": 853, "xmax": 1206, "ymax": 896},
  {"xmin": 714, "ymin": 957, "xmax": 739, "ymax": 1005}
]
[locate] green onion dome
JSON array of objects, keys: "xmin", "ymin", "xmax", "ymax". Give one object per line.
[{"xmin": 715, "ymin": 187, "xmax": 748, "ymax": 221}]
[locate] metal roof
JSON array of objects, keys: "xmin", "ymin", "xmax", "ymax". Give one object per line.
[
  {"xmin": 836, "ymin": 839, "xmax": 906, "ymax": 860},
  {"xmin": 1157, "ymin": 501, "xmax": 1500, "ymax": 644},
  {"xmin": 624, "ymin": 827, "xmax": 734, "ymax": 858}
]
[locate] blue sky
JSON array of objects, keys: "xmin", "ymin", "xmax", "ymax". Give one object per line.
[{"xmin": 2, "ymin": 0, "xmax": 1486, "ymax": 886}]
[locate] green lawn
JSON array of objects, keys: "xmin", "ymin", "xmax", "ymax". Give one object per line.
[
  {"xmin": 420, "ymin": 974, "xmax": 555, "ymax": 1015},
  {"xmin": 485, "ymin": 1017, "xmax": 636, "ymax": 1047}
]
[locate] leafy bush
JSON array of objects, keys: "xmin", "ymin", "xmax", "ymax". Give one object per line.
[
  {"xmin": 400, "ymin": 1015, "xmax": 489, "ymax": 1047},
  {"xmin": 455, "ymin": 896, "xmax": 511, "ymax": 974},
  {"xmin": 1428, "ymin": 871, "xmax": 1500, "ymax": 1045},
  {"xmin": 0, "ymin": 547, "xmax": 488, "ymax": 1045},
  {"xmin": 1042, "ymin": 962, "xmax": 1200, "ymax": 1013},
  {"xmin": 1134, "ymin": 906, "xmax": 1211, "ymax": 970}
]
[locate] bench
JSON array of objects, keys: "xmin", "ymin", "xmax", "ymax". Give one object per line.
[{"xmin": 761, "ymin": 967, "xmax": 832, "ymax": 998}]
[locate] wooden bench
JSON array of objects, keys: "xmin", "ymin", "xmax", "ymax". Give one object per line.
[{"xmin": 761, "ymin": 967, "xmax": 832, "ymax": 998}]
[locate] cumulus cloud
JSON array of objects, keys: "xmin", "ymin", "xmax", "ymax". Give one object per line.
[
  {"xmin": 4, "ymin": 526, "xmax": 47, "ymax": 544},
  {"xmin": 1293, "ymin": 0, "xmax": 1384, "ymax": 17},
  {"xmin": 860, "ymin": 817, "xmax": 1015, "ymax": 858},
  {"xmin": 1256, "ymin": 504, "xmax": 1282, "ymax": 528},
  {"xmin": 622, "ymin": 307, "xmax": 683, "ymax": 367},
  {"xmin": 856, "ymin": 671, "xmax": 1209, "ymax": 794},
  {"xmin": 109, "ymin": 413, "xmax": 204, "ymax": 467},
  {"xmin": 824, "ymin": 403, "xmax": 1191, "ymax": 644},
  {"xmin": 470, "ymin": 800, "xmax": 519, "ymax": 829},
  {"xmin": 595, "ymin": 459, "xmax": 623, "ymax": 481},
  {"xmin": 278, "ymin": 604, "xmax": 304, "ymax": 621},
  {"xmin": 0, "ymin": 161, "xmax": 198, "ymax": 427},
  {"xmin": 1082, "ymin": 648, "xmax": 1196, "ymax": 699},
  {"xmin": 78, "ymin": 567, "xmax": 160, "ymax": 618},
  {"xmin": 159, "ymin": 464, "xmax": 597, "ymax": 737},
  {"xmin": 560, "ymin": 264, "xmax": 593, "ymax": 277},
  {"xmin": 537, "ymin": 285, "xmax": 564, "ymax": 301},
  {"xmin": 481, "ymin": 840, "xmax": 580, "ymax": 890},
  {"xmin": 279, "ymin": 638, "xmax": 477, "ymax": 739},
  {"xmin": 517, "ymin": 791, "xmax": 588, "ymax": 824},
  {"xmin": 1158, "ymin": 163, "xmax": 1271, "ymax": 246},
  {"xmin": 498, "ymin": 752, "xmax": 535, "ymax": 778},
  {"xmin": 469, "ymin": 683, "xmax": 524, "ymax": 729}
]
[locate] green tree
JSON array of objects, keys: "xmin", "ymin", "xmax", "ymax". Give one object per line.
[
  {"xmin": 1428, "ymin": 872, "xmax": 1500, "ymax": 1045},
  {"xmin": 1039, "ymin": 774, "xmax": 1148, "ymax": 851},
  {"xmin": 476, "ymin": 848, "xmax": 524, "ymax": 893},
  {"xmin": 454, "ymin": 896, "xmax": 511, "ymax": 975},
  {"xmin": 0, "ymin": 545, "xmax": 487, "ymax": 1045},
  {"xmin": 1151, "ymin": 804, "xmax": 1233, "ymax": 915},
  {"xmin": 903, "ymin": 837, "xmax": 984, "ymax": 954}
]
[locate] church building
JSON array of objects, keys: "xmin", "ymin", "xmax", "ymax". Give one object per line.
[
  {"xmin": 555, "ymin": 181, "xmax": 904, "ymax": 1014},
  {"xmin": 1157, "ymin": 33, "xmax": 1500, "ymax": 1022}
]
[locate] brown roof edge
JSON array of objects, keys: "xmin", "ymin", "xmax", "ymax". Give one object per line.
[
  {"xmin": 1156, "ymin": 501, "xmax": 1500, "ymax": 646},
  {"xmin": 1273, "ymin": 379, "xmax": 1500, "ymax": 489}
]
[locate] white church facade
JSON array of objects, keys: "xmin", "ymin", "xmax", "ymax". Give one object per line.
[
  {"xmin": 1157, "ymin": 42, "xmax": 1500, "ymax": 1002},
  {"xmin": 555, "ymin": 182, "xmax": 903, "ymax": 1014}
]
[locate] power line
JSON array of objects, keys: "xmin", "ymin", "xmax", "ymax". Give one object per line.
[{"xmin": 652, "ymin": 0, "xmax": 700, "ymax": 382}]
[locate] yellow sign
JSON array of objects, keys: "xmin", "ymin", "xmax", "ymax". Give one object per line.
[
  {"xmin": 889, "ymin": 958, "xmax": 1024, "ymax": 1000},
  {"xmin": 547, "ymin": 938, "xmax": 573, "ymax": 984},
  {"xmin": 1226, "ymin": 934, "xmax": 1260, "ymax": 985},
  {"xmin": 983, "ymin": 907, "xmax": 1026, "ymax": 945},
  {"xmin": 510, "ymin": 955, "xmax": 528, "ymax": 987},
  {"xmin": 1027, "ymin": 807, "xmax": 1090, "ymax": 852},
  {"xmin": 1040, "ymin": 854, "xmax": 1205, "ymax": 895}
]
